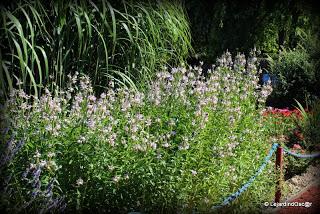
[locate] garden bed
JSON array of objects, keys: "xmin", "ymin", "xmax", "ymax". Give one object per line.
[{"xmin": 283, "ymin": 163, "xmax": 320, "ymax": 202}]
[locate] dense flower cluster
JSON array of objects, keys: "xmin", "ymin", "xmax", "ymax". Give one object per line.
[
  {"xmin": 262, "ymin": 107, "xmax": 306, "ymax": 118},
  {"xmin": 262, "ymin": 107, "xmax": 309, "ymax": 142},
  {"xmin": 2, "ymin": 51, "xmax": 275, "ymax": 212}
]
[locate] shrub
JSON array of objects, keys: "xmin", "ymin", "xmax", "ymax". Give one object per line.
[
  {"xmin": 296, "ymin": 29, "xmax": 320, "ymax": 98},
  {"xmin": 0, "ymin": 0, "xmax": 192, "ymax": 97},
  {"xmin": 1, "ymin": 52, "xmax": 276, "ymax": 213},
  {"xmin": 266, "ymin": 46, "xmax": 316, "ymax": 107},
  {"xmin": 294, "ymin": 100, "xmax": 320, "ymax": 150}
]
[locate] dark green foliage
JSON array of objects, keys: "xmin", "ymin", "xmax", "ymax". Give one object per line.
[
  {"xmin": 185, "ymin": 0, "xmax": 318, "ymax": 62},
  {"xmin": 265, "ymin": 25, "xmax": 320, "ymax": 107},
  {"xmin": 296, "ymin": 100, "xmax": 320, "ymax": 150},
  {"xmin": 298, "ymin": 30, "xmax": 320, "ymax": 98},
  {"xmin": 0, "ymin": 0, "xmax": 192, "ymax": 97},
  {"xmin": 266, "ymin": 46, "xmax": 316, "ymax": 107}
]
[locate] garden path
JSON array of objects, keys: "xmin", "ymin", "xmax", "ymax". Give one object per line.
[{"xmin": 277, "ymin": 180, "xmax": 320, "ymax": 214}]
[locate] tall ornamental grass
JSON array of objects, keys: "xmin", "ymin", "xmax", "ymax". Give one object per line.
[
  {"xmin": 0, "ymin": 0, "xmax": 192, "ymax": 97},
  {"xmin": 1, "ymin": 52, "xmax": 275, "ymax": 213}
]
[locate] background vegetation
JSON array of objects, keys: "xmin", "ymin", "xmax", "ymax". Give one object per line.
[
  {"xmin": 185, "ymin": 0, "xmax": 320, "ymax": 107},
  {"xmin": 0, "ymin": 0, "xmax": 192, "ymax": 97}
]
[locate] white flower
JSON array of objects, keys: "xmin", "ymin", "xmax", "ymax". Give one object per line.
[
  {"xmin": 178, "ymin": 143, "xmax": 189, "ymax": 150},
  {"xmin": 88, "ymin": 95, "xmax": 96, "ymax": 102},
  {"xmin": 55, "ymin": 124, "xmax": 61, "ymax": 130},
  {"xmin": 39, "ymin": 160, "xmax": 47, "ymax": 167},
  {"xmin": 121, "ymin": 101, "xmax": 131, "ymax": 112},
  {"xmin": 136, "ymin": 113, "xmax": 144, "ymax": 121},
  {"xmin": 87, "ymin": 119, "xmax": 96, "ymax": 129},
  {"xmin": 131, "ymin": 124, "xmax": 138, "ymax": 133},
  {"xmin": 45, "ymin": 125, "xmax": 53, "ymax": 132},
  {"xmin": 34, "ymin": 150, "xmax": 41, "ymax": 158},
  {"xmin": 191, "ymin": 170, "xmax": 197, "ymax": 176},
  {"xmin": 109, "ymin": 81, "xmax": 114, "ymax": 88},
  {"xmin": 155, "ymin": 98, "xmax": 161, "ymax": 106},
  {"xmin": 108, "ymin": 139, "xmax": 115, "ymax": 147},
  {"xmin": 121, "ymin": 138, "xmax": 127, "ymax": 145},
  {"xmin": 131, "ymin": 135, "xmax": 138, "ymax": 141},
  {"xmin": 16, "ymin": 79, "xmax": 23, "ymax": 86},
  {"xmin": 47, "ymin": 152, "xmax": 56, "ymax": 158},
  {"xmin": 48, "ymin": 160, "xmax": 58, "ymax": 170},
  {"xmin": 29, "ymin": 163, "xmax": 36, "ymax": 169},
  {"xmin": 133, "ymin": 93, "xmax": 143, "ymax": 104},
  {"xmin": 20, "ymin": 102, "xmax": 30, "ymax": 110},
  {"xmin": 76, "ymin": 178, "xmax": 84, "ymax": 186},
  {"xmin": 162, "ymin": 142, "xmax": 170, "ymax": 148},
  {"xmin": 145, "ymin": 118, "xmax": 152, "ymax": 126},
  {"xmin": 78, "ymin": 136, "xmax": 86, "ymax": 143},
  {"xmin": 100, "ymin": 93, "xmax": 106, "ymax": 99},
  {"xmin": 168, "ymin": 119, "xmax": 175, "ymax": 126},
  {"xmin": 112, "ymin": 176, "xmax": 120, "ymax": 183},
  {"xmin": 150, "ymin": 142, "xmax": 157, "ymax": 150}
]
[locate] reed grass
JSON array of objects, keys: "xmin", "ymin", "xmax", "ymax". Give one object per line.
[{"xmin": 0, "ymin": 0, "xmax": 192, "ymax": 96}]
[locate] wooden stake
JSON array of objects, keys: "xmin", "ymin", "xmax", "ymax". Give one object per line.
[{"xmin": 275, "ymin": 146, "xmax": 283, "ymax": 203}]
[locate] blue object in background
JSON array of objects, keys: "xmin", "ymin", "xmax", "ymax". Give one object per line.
[
  {"xmin": 262, "ymin": 73, "xmax": 271, "ymax": 83},
  {"xmin": 262, "ymin": 73, "xmax": 277, "ymax": 86}
]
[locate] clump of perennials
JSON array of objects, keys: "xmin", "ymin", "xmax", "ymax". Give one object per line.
[{"xmin": 1, "ymin": 51, "xmax": 275, "ymax": 213}]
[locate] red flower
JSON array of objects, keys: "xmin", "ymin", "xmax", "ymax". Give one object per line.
[
  {"xmin": 292, "ymin": 143, "xmax": 302, "ymax": 150},
  {"xmin": 262, "ymin": 107, "xmax": 310, "ymax": 120}
]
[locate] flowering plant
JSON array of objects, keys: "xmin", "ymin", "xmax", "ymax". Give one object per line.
[
  {"xmin": 1, "ymin": 52, "xmax": 276, "ymax": 213},
  {"xmin": 262, "ymin": 107, "xmax": 306, "ymax": 143},
  {"xmin": 262, "ymin": 102, "xmax": 319, "ymax": 181}
]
